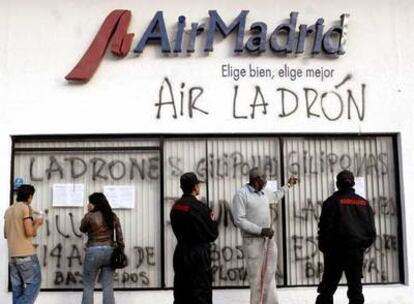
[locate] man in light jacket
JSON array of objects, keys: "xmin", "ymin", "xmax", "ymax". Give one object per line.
[{"xmin": 232, "ymin": 168, "xmax": 297, "ymax": 304}]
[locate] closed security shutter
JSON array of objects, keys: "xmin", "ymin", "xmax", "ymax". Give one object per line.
[
  {"xmin": 11, "ymin": 135, "xmax": 402, "ymax": 290},
  {"xmin": 206, "ymin": 138, "xmax": 283, "ymax": 287},
  {"xmin": 13, "ymin": 139, "xmax": 162, "ymax": 289},
  {"xmin": 283, "ymin": 136, "xmax": 400, "ymax": 285},
  {"xmin": 163, "ymin": 138, "xmax": 208, "ymax": 287},
  {"xmin": 163, "ymin": 137, "xmax": 283, "ymax": 287}
]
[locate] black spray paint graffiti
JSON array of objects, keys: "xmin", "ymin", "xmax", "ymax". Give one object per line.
[
  {"xmin": 114, "ymin": 271, "xmax": 150, "ymax": 286},
  {"xmin": 290, "ymin": 194, "xmax": 398, "ymax": 282},
  {"xmin": 51, "ymin": 213, "xmax": 82, "ymax": 239},
  {"xmin": 210, "ymin": 244, "xmax": 283, "ymax": 283},
  {"xmin": 168, "ymin": 152, "xmax": 279, "ymax": 179},
  {"xmin": 370, "ymin": 196, "xmax": 397, "ymax": 217},
  {"xmin": 301, "ymin": 258, "xmax": 390, "ymax": 281},
  {"xmin": 292, "ymin": 196, "xmax": 397, "ymax": 224},
  {"xmin": 232, "ymin": 76, "xmax": 365, "ymax": 121},
  {"xmin": 29, "ymin": 156, "xmax": 160, "ymax": 182},
  {"xmin": 292, "ymin": 235, "xmax": 319, "ymax": 261},
  {"xmin": 210, "ymin": 243, "xmax": 247, "ymax": 283},
  {"xmin": 287, "ymin": 151, "xmax": 388, "ymax": 176},
  {"xmin": 154, "ymin": 76, "xmax": 366, "ymax": 121},
  {"xmin": 133, "ymin": 246, "xmax": 156, "ymax": 269},
  {"xmin": 291, "ymin": 234, "xmax": 398, "ymax": 281},
  {"xmin": 293, "ymin": 199, "xmax": 322, "ymax": 223},
  {"xmin": 46, "ymin": 244, "xmax": 156, "ymax": 286},
  {"xmin": 54, "ymin": 271, "xmax": 83, "ymax": 286},
  {"xmin": 37, "ymin": 212, "xmax": 157, "ymax": 286},
  {"xmin": 27, "ymin": 150, "xmax": 389, "ymax": 183},
  {"xmin": 155, "ymin": 77, "xmax": 208, "ymax": 119},
  {"xmin": 168, "ymin": 150, "xmax": 389, "ymax": 180},
  {"xmin": 53, "ymin": 270, "xmax": 151, "ymax": 287}
]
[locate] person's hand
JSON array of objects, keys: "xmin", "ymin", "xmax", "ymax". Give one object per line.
[
  {"xmin": 261, "ymin": 228, "xmax": 274, "ymax": 238},
  {"xmin": 87, "ymin": 203, "xmax": 95, "ymax": 212},
  {"xmin": 287, "ymin": 176, "xmax": 299, "ymax": 187},
  {"xmin": 34, "ymin": 218, "xmax": 44, "ymax": 226}
]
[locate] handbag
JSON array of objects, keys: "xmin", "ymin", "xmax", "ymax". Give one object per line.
[{"xmin": 110, "ymin": 219, "xmax": 128, "ymax": 269}]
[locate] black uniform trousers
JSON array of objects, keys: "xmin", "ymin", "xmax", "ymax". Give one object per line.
[
  {"xmin": 316, "ymin": 247, "xmax": 365, "ymax": 304},
  {"xmin": 173, "ymin": 243, "xmax": 212, "ymax": 304}
]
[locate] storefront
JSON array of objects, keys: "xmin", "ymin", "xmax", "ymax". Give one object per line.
[{"xmin": 1, "ymin": 0, "xmax": 413, "ymax": 303}]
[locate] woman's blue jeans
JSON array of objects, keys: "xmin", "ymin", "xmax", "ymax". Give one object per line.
[{"xmin": 82, "ymin": 245, "xmax": 115, "ymax": 304}]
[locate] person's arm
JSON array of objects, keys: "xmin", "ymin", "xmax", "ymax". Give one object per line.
[
  {"xmin": 79, "ymin": 213, "xmax": 91, "ymax": 233},
  {"xmin": 114, "ymin": 215, "xmax": 125, "ymax": 249},
  {"xmin": 318, "ymin": 197, "xmax": 337, "ymax": 253},
  {"xmin": 269, "ymin": 185, "xmax": 289, "ymax": 204},
  {"xmin": 232, "ymin": 191, "xmax": 262, "ymax": 235},
  {"xmin": 200, "ymin": 207, "xmax": 219, "ymax": 242},
  {"xmin": 4, "ymin": 220, "xmax": 7, "ymax": 239},
  {"xmin": 365, "ymin": 201, "xmax": 377, "ymax": 248},
  {"xmin": 269, "ymin": 177, "xmax": 298, "ymax": 204},
  {"xmin": 22, "ymin": 206, "xmax": 43, "ymax": 237}
]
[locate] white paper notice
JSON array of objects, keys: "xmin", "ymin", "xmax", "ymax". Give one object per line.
[
  {"xmin": 104, "ymin": 185, "xmax": 135, "ymax": 209},
  {"xmin": 354, "ymin": 177, "xmax": 366, "ymax": 198},
  {"xmin": 52, "ymin": 184, "xmax": 85, "ymax": 207},
  {"xmin": 265, "ymin": 180, "xmax": 278, "ymax": 192}
]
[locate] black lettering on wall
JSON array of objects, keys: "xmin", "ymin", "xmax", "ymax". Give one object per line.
[
  {"xmin": 67, "ymin": 245, "xmax": 82, "ymax": 268},
  {"xmin": 108, "ymin": 160, "xmax": 127, "ymax": 180},
  {"xmin": 64, "ymin": 157, "xmax": 87, "ymax": 179},
  {"xmin": 55, "ymin": 215, "xmax": 70, "ymax": 238},
  {"xmin": 69, "ymin": 213, "xmax": 82, "ymax": 238},
  {"xmin": 50, "ymin": 243, "xmax": 63, "ymax": 268},
  {"xmin": 30, "ymin": 157, "xmax": 43, "ymax": 181},
  {"xmin": 91, "ymin": 157, "xmax": 108, "ymax": 181},
  {"xmin": 46, "ymin": 156, "xmax": 64, "ymax": 180}
]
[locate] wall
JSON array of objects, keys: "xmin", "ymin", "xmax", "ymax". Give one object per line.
[{"xmin": 1, "ymin": 0, "xmax": 413, "ymax": 303}]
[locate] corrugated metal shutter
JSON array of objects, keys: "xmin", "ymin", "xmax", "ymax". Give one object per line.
[
  {"xmin": 13, "ymin": 140, "xmax": 162, "ymax": 289},
  {"xmin": 206, "ymin": 138, "xmax": 283, "ymax": 287},
  {"xmin": 282, "ymin": 136, "xmax": 400, "ymax": 285},
  {"xmin": 163, "ymin": 138, "xmax": 208, "ymax": 287},
  {"xmin": 163, "ymin": 137, "xmax": 283, "ymax": 287},
  {"xmin": 11, "ymin": 135, "xmax": 402, "ymax": 290}
]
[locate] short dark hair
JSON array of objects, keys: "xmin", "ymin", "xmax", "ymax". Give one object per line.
[
  {"xmin": 16, "ymin": 184, "xmax": 35, "ymax": 202},
  {"xmin": 180, "ymin": 172, "xmax": 202, "ymax": 194},
  {"xmin": 336, "ymin": 170, "xmax": 355, "ymax": 190}
]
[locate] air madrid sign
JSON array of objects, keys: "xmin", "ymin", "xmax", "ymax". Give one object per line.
[{"xmin": 65, "ymin": 10, "xmax": 349, "ymax": 82}]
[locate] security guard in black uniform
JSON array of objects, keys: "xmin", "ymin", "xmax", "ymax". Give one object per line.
[
  {"xmin": 170, "ymin": 172, "xmax": 218, "ymax": 304},
  {"xmin": 316, "ymin": 170, "xmax": 376, "ymax": 304}
]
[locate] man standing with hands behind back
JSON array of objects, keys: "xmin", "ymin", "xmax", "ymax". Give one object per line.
[
  {"xmin": 4, "ymin": 184, "xmax": 44, "ymax": 304},
  {"xmin": 232, "ymin": 168, "xmax": 298, "ymax": 304},
  {"xmin": 170, "ymin": 172, "xmax": 218, "ymax": 304},
  {"xmin": 315, "ymin": 170, "xmax": 376, "ymax": 304}
]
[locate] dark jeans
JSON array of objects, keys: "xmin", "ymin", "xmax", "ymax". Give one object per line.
[
  {"xmin": 316, "ymin": 248, "xmax": 365, "ymax": 304},
  {"xmin": 173, "ymin": 243, "xmax": 212, "ymax": 304},
  {"xmin": 9, "ymin": 255, "xmax": 42, "ymax": 304}
]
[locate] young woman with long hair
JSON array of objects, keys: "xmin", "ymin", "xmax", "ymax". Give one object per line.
[{"xmin": 80, "ymin": 192, "xmax": 125, "ymax": 304}]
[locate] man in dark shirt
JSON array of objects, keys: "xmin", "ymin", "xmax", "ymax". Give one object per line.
[
  {"xmin": 170, "ymin": 172, "xmax": 219, "ymax": 304},
  {"xmin": 316, "ymin": 170, "xmax": 376, "ymax": 304}
]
